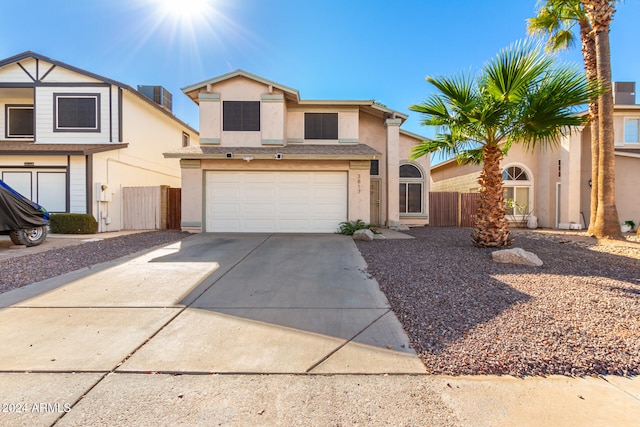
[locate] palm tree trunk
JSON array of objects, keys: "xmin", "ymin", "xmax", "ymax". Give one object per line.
[
  {"xmin": 580, "ymin": 18, "xmax": 600, "ymax": 235},
  {"xmin": 585, "ymin": 0, "xmax": 621, "ymax": 238},
  {"xmin": 472, "ymin": 143, "xmax": 513, "ymax": 248}
]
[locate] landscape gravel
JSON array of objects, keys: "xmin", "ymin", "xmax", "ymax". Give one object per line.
[
  {"xmin": 0, "ymin": 230, "xmax": 190, "ymax": 294},
  {"xmin": 356, "ymin": 227, "xmax": 640, "ymax": 377}
]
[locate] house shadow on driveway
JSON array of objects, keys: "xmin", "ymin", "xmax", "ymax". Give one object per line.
[{"xmin": 121, "ymin": 233, "xmax": 426, "ymax": 374}]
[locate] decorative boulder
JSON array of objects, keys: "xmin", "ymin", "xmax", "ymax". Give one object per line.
[
  {"xmin": 352, "ymin": 229, "xmax": 375, "ymax": 241},
  {"xmin": 492, "ymin": 247, "xmax": 543, "ymax": 267}
]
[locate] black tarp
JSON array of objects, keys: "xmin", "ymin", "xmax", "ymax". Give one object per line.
[{"xmin": 0, "ymin": 183, "xmax": 47, "ymax": 231}]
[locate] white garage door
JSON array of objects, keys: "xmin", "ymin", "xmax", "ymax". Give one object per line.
[{"xmin": 205, "ymin": 171, "xmax": 347, "ymax": 233}]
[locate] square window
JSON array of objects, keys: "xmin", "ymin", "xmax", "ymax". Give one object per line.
[
  {"xmin": 54, "ymin": 94, "xmax": 100, "ymax": 132},
  {"xmin": 6, "ymin": 105, "xmax": 33, "ymax": 138},
  {"xmin": 305, "ymin": 113, "xmax": 338, "ymax": 140},
  {"xmin": 624, "ymin": 118, "xmax": 639, "ymax": 143},
  {"xmin": 223, "ymin": 101, "xmax": 260, "ymax": 131}
]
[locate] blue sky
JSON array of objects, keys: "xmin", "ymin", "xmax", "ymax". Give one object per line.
[{"xmin": 2, "ymin": 0, "xmax": 639, "ymax": 163}]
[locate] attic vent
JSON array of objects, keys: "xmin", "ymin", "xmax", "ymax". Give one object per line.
[
  {"xmin": 137, "ymin": 85, "xmax": 173, "ymax": 111},
  {"xmin": 613, "ymin": 82, "xmax": 636, "ymax": 105}
]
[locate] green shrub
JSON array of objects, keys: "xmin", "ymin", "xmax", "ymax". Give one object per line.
[
  {"xmin": 338, "ymin": 219, "xmax": 374, "ymax": 235},
  {"xmin": 50, "ymin": 213, "xmax": 99, "ymax": 234}
]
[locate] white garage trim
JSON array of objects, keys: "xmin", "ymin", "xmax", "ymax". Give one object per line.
[{"xmin": 205, "ymin": 171, "xmax": 347, "ymax": 233}]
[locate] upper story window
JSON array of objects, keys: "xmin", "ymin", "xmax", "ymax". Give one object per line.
[
  {"xmin": 305, "ymin": 113, "xmax": 338, "ymax": 140},
  {"xmin": 6, "ymin": 105, "xmax": 34, "ymax": 138},
  {"xmin": 223, "ymin": 101, "xmax": 260, "ymax": 131},
  {"xmin": 54, "ymin": 93, "xmax": 100, "ymax": 132},
  {"xmin": 624, "ymin": 118, "xmax": 639, "ymax": 143},
  {"xmin": 182, "ymin": 132, "xmax": 190, "ymax": 147}
]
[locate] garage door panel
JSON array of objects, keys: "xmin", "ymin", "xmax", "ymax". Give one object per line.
[
  {"xmin": 213, "ymin": 219, "xmax": 242, "ymax": 229},
  {"xmin": 210, "ymin": 187, "xmax": 241, "ymax": 200},
  {"xmin": 280, "ymin": 173, "xmax": 310, "ymax": 184},
  {"xmin": 245, "ymin": 203, "xmax": 275, "ymax": 215},
  {"xmin": 206, "ymin": 171, "xmax": 346, "ymax": 233},
  {"xmin": 245, "ymin": 219, "xmax": 277, "ymax": 231},
  {"xmin": 245, "ymin": 187, "xmax": 275, "ymax": 201},
  {"xmin": 245, "ymin": 174, "xmax": 276, "ymax": 184}
]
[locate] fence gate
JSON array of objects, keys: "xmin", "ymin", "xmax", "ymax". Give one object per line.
[
  {"xmin": 460, "ymin": 193, "xmax": 480, "ymax": 227},
  {"xmin": 123, "ymin": 186, "xmax": 165, "ymax": 230},
  {"xmin": 167, "ymin": 188, "xmax": 181, "ymax": 230},
  {"xmin": 429, "ymin": 191, "xmax": 480, "ymax": 227},
  {"xmin": 429, "ymin": 192, "xmax": 458, "ymax": 226}
]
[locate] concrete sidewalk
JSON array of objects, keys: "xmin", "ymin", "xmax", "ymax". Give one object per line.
[{"xmin": 0, "ymin": 233, "xmax": 638, "ymax": 426}]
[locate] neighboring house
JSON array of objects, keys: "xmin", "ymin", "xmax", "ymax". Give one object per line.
[
  {"xmin": 0, "ymin": 51, "xmax": 199, "ymax": 231},
  {"xmin": 163, "ymin": 70, "xmax": 429, "ymax": 233},
  {"xmin": 430, "ymin": 82, "xmax": 640, "ymax": 230}
]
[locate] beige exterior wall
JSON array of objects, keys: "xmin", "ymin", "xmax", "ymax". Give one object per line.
[
  {"xmin": 179, "ymin": 159, "xmax": 370, "ymax": 232},
  {"xmin": 195, "ymin": 77, "xmax": 290, "ymax": 147},
  {"xmin": 285, "ymin": 107, "xmax": 360, "ymax": 144},
  {"xmin": 181, "ymin": 72, "xmax": 429, "ymax": 232},
  {"xmin": 431, "ymin": 160, "xmax": 481, "ymax": 193},
  {"xmin": 89, "ymin": 91, "xmax": 196, "ymax": 231},
  {"xmin": 615, "ymin": 155, "xmax": 640, "ymax": 225},
  {"xmin": 398, "ymin": 131, "xmax": 429, "ymax": 226},
  {"xmin": 430, "ymin": 142, "xmax": 564, "ymax": 229}
]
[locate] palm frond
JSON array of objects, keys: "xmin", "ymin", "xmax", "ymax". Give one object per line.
[{"xmin": 482, "ymin": 40, "xmax": 553, "ymax": 104}]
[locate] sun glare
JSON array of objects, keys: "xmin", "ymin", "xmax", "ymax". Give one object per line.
[{"xmin": 160, "ymin": 0, "xmax": 209, "ymax": 19}]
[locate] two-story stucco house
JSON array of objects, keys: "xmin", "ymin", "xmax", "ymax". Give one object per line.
[
  {"xmin": 164, "ymin": 70, "xmax": 429, "ymax": 233},
  {"xmin": 430, "ymin": 82, "xmax": 640, "ymax": 231},
  {"xmin": 0, "ymin": 51, "xmax": 199, "ymax": 231}
]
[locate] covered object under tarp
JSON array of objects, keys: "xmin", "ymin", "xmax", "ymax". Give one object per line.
[{"xmin": 0, "ymin": 180, "xmax": 48, "ymax": 231}]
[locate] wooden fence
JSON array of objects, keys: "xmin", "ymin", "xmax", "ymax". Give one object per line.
[
  {"xmin": 123, "ymin": 186, "xmax": 181, "ymax": 230},
  {"xmin": 429, "ymin": 191, "xmax": 480, "ymax": 227},
  {"xmin": 167, "ymin": 188, "xmax": 181, "ymax": 230}
]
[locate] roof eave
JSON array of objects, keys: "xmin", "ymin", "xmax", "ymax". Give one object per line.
[
  {"xmin": 164, "ymin": 152, "xmax": 380, "ymax": 161},
  {"xmin": 182, "ymin": 69, "xmax": 301, "ymax": 102}
]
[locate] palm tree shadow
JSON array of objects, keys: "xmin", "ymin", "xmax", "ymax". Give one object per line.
[{"xmin": 356, "ymin": 226, "xmax": 640, "ymax": 357}]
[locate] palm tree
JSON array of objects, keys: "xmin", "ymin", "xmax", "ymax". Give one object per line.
[
  {"xmin": 527, "ymin": 0, "xmax": 600, "ymax": 235},
  {"xmin": 410, "ymin": 42, "xmax": 594, "ymax": 248},
  {"xmin": 582, "ymin": 0, "xmax": 621, "ymax": 238}
]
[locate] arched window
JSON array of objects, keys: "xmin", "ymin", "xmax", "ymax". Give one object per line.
[
  {"xmin": 399, "ymin": 163, "xmax": 425, "ymax": 215},
  {"xmin": 502, "ymin": 165, "xmax": 532, "ymax": 217}
]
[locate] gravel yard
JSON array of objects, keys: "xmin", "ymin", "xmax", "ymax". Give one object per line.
[
  {"xmin": 3, "ymin": 227, "xmax": 639, "ymax": 378},
  {"xmin": 356, "ymin": 227, "xmax": 640, "ymax": 377},
  {"xmin": 0, "ymin": 230, "xmax": 190, "ymax": 294}
]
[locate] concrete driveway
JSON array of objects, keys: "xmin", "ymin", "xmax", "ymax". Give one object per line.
[
  {"xmin": 2, "ymin": 233, "xmax": 640, "ymax": 426},
  {"xmin": 0, "ymin": 233, "xmax": 424, "ymax": 375}
]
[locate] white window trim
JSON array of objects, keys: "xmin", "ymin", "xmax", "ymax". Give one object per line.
[
  {"xmin": 54, "ymin": 93, "xmax": 100, "ymax": 132},
  {"xmin": 502, "ymin": 163, "xmax": 534, "ymax": 220},
  {"xmin": 6, "ymin": 105, "xmax": 34, "ymax": 138},
  {"xmin": 399, "ymin": 161, "xmax": 427, "ymax": 217}
]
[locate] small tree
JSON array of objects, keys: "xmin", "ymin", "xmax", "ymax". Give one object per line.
[{"xmin": 410, "ymin": 41, "xmax": 594, "ymax": 247}]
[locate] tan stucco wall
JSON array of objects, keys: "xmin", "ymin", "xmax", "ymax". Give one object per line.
[
  {"xmin": 197, "ymin": 76, "xmax": 288, "ymax": 147},
  {"xmin": 179, "ymin": 159, "xmax": 371, "ymax": 232},
  {"xmin": 430, "ymin": 143, "xmax": 565, "ymax": 228},
  {"xmin": 615, "ymin": 155, "xmax": 640, "ymax": 225},
  {"xmin": 285, "ymin": 107, "xmax": 359, "ymax": 144},
  {"xmin": 359, "ymin": 112, "xmax": 429, "ymax": 226},
  {"xmin": 399, "ymin": 132, "xmax": 430, "ymax": 226}
]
